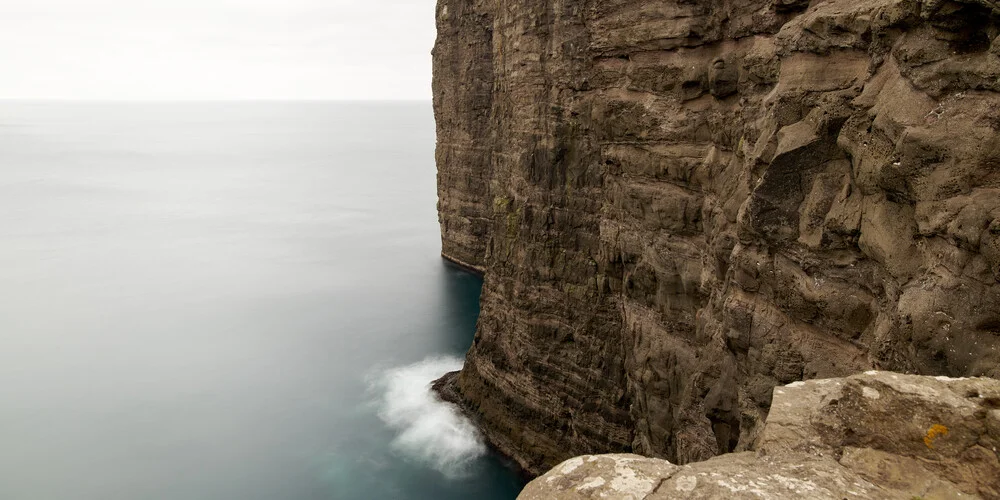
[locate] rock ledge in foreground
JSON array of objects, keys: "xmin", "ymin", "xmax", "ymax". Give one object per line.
[{"xmin": 519, "ymin": 372, "xmax": 1000, "ymax": 499}]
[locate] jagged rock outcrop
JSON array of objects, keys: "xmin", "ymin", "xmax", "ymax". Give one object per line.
[
  {"xmin": 434, "ymin": 0, "xmax": 1000, "ymax": 477},
  {"xmin": 519, "ymin": 372, "xmax": 1000, "ymax": 499}
]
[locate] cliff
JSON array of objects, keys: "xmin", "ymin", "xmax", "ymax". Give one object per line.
[
  {"xmin": 519, "ymin": 372, "xmax": 1000, "ymax": 499},
  {"xmin": 433, "ymin": 0, "xmax": 1000, "ymax": 477}
]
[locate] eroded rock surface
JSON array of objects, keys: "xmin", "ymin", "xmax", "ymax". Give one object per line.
[
  {"xmin": 434, "ymin": 0, "xmax": 1000, "ymax": 476},
  {"xmin": 520, "ymin": 453, "xmax": 887, "ymax": 500},
  {"xmin": 518, "ymin": 372, "xmax": 1000, "ymax": 499}
]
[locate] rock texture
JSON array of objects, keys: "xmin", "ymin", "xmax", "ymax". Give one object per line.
[
  {"xmin": 433, "ymin": 0, "xmax": 495, "ymax": 273},
  {"xmin": 518, "ymin": 372, "xmax": 1000, "ymax": 499},
  {"xmin": 434, "ymin": 0, "xmax": 1000, "ymax": 477}
]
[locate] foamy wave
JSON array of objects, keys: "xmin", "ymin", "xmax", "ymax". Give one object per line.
[{"xmin": 374, "ymin": 357, "xmax": 486, "ymax": 478}]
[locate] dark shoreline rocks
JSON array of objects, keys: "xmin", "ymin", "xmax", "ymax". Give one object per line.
[
  {"xmin": 440, "ymin": 253, "xmax": 486, "ymax": 277},
  {"xmin": 432, "ymin": 371, "xmax": 533, "ymax": 481}
]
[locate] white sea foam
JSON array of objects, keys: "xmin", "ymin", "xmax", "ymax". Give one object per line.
[{"xmin": 374, "ymin": 356, "xmax": 486, "ymax": 478}]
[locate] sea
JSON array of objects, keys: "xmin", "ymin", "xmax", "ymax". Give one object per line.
[{"xmin": 0, "ymin": 101, "xmax": 524, "ymax": 500}]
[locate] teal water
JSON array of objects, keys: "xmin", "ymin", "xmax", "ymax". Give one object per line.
[{"xmin": 0, "ymin": 102, "xmax": 524, "ymax": 500}]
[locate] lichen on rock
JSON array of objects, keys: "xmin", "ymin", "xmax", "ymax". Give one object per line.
[{"xmin": 519, "ymin": 372, "xmax": 1000, "ymax": 499}]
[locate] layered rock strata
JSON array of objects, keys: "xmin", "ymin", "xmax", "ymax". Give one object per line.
[
  {"xmin": 518, "ymin": 372, "xmax": 1000, "ymax": 499},
  {"xmin": 434, "ymin": 0, "xmax": 1000, "ymax": 476}
]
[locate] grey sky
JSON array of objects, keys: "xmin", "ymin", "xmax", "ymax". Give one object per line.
[{"xmin": 0, "ymin": 0, "xmax": 437, "ymax": 100}]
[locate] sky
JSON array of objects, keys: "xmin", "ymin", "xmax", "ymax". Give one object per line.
[{"xmin": 0, "ymin": 0, "xmax": 437, "ymax": 100}]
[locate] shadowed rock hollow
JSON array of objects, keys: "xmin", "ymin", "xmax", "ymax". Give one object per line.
[{"xmin": 433, "ymin": 0, "xmax": 1000, "ymax": 478}]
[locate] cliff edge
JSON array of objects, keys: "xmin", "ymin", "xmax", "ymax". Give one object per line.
[
  {"xmin": 519, "ymin": 372, "xmax": 1000, "ymax": 499},
  {"xmin": 434, "ymin": 0, "xmax": 1000, "ymax": 476}
]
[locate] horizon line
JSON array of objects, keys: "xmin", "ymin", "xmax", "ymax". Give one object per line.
[{"xmin": 0, "ymin": 98, "xmax": 433, "ymax": 103}]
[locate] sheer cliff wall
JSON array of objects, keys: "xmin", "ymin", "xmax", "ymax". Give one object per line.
[{"xmin": 434, "ymin": 0, "xmax": 1000, "ymax": 476}]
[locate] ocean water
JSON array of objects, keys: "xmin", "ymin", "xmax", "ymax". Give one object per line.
[{"xmin": 0, "ymin": 101, "xmax": 524, "ymax": 500}]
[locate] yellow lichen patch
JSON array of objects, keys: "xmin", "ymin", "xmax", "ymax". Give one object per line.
[{"xmin": 923, "ymin": 424, "xmax": 949, "ymax": 449}]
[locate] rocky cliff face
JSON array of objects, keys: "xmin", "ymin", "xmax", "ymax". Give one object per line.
[{"xmin": 433, "ymin": 0, "xmax": 1000, "ymax": 476}]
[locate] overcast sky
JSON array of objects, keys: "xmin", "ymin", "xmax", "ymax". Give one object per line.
[{"xmin": 0, "ymin": 0, "xmax": 437, "ymax": 100}]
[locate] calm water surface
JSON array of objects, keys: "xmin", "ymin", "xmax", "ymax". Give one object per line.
[{"xmin": 0, "ymin": 101, "xmax": 524, "ymax": 500}]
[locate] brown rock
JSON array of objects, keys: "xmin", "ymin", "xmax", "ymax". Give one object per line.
[
  {"xmin": 433, "ymin": 0, "xmax": 1000, "ymax": 478},
  {"xmin": 760, "ymin": 371, "xmax": 1000, "ymax": 497},
  {"xmin": 518, "ymin": 373, "xmax": 999, "ymax": 499}
]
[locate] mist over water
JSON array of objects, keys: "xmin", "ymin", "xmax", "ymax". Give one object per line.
[
  {"xmin": 0, "ymin": 101, "xmax": 524, "ymax": 500},
  {"xmin": 374, "ymin": 357, "xmax": 486, "ymax": 478}
]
